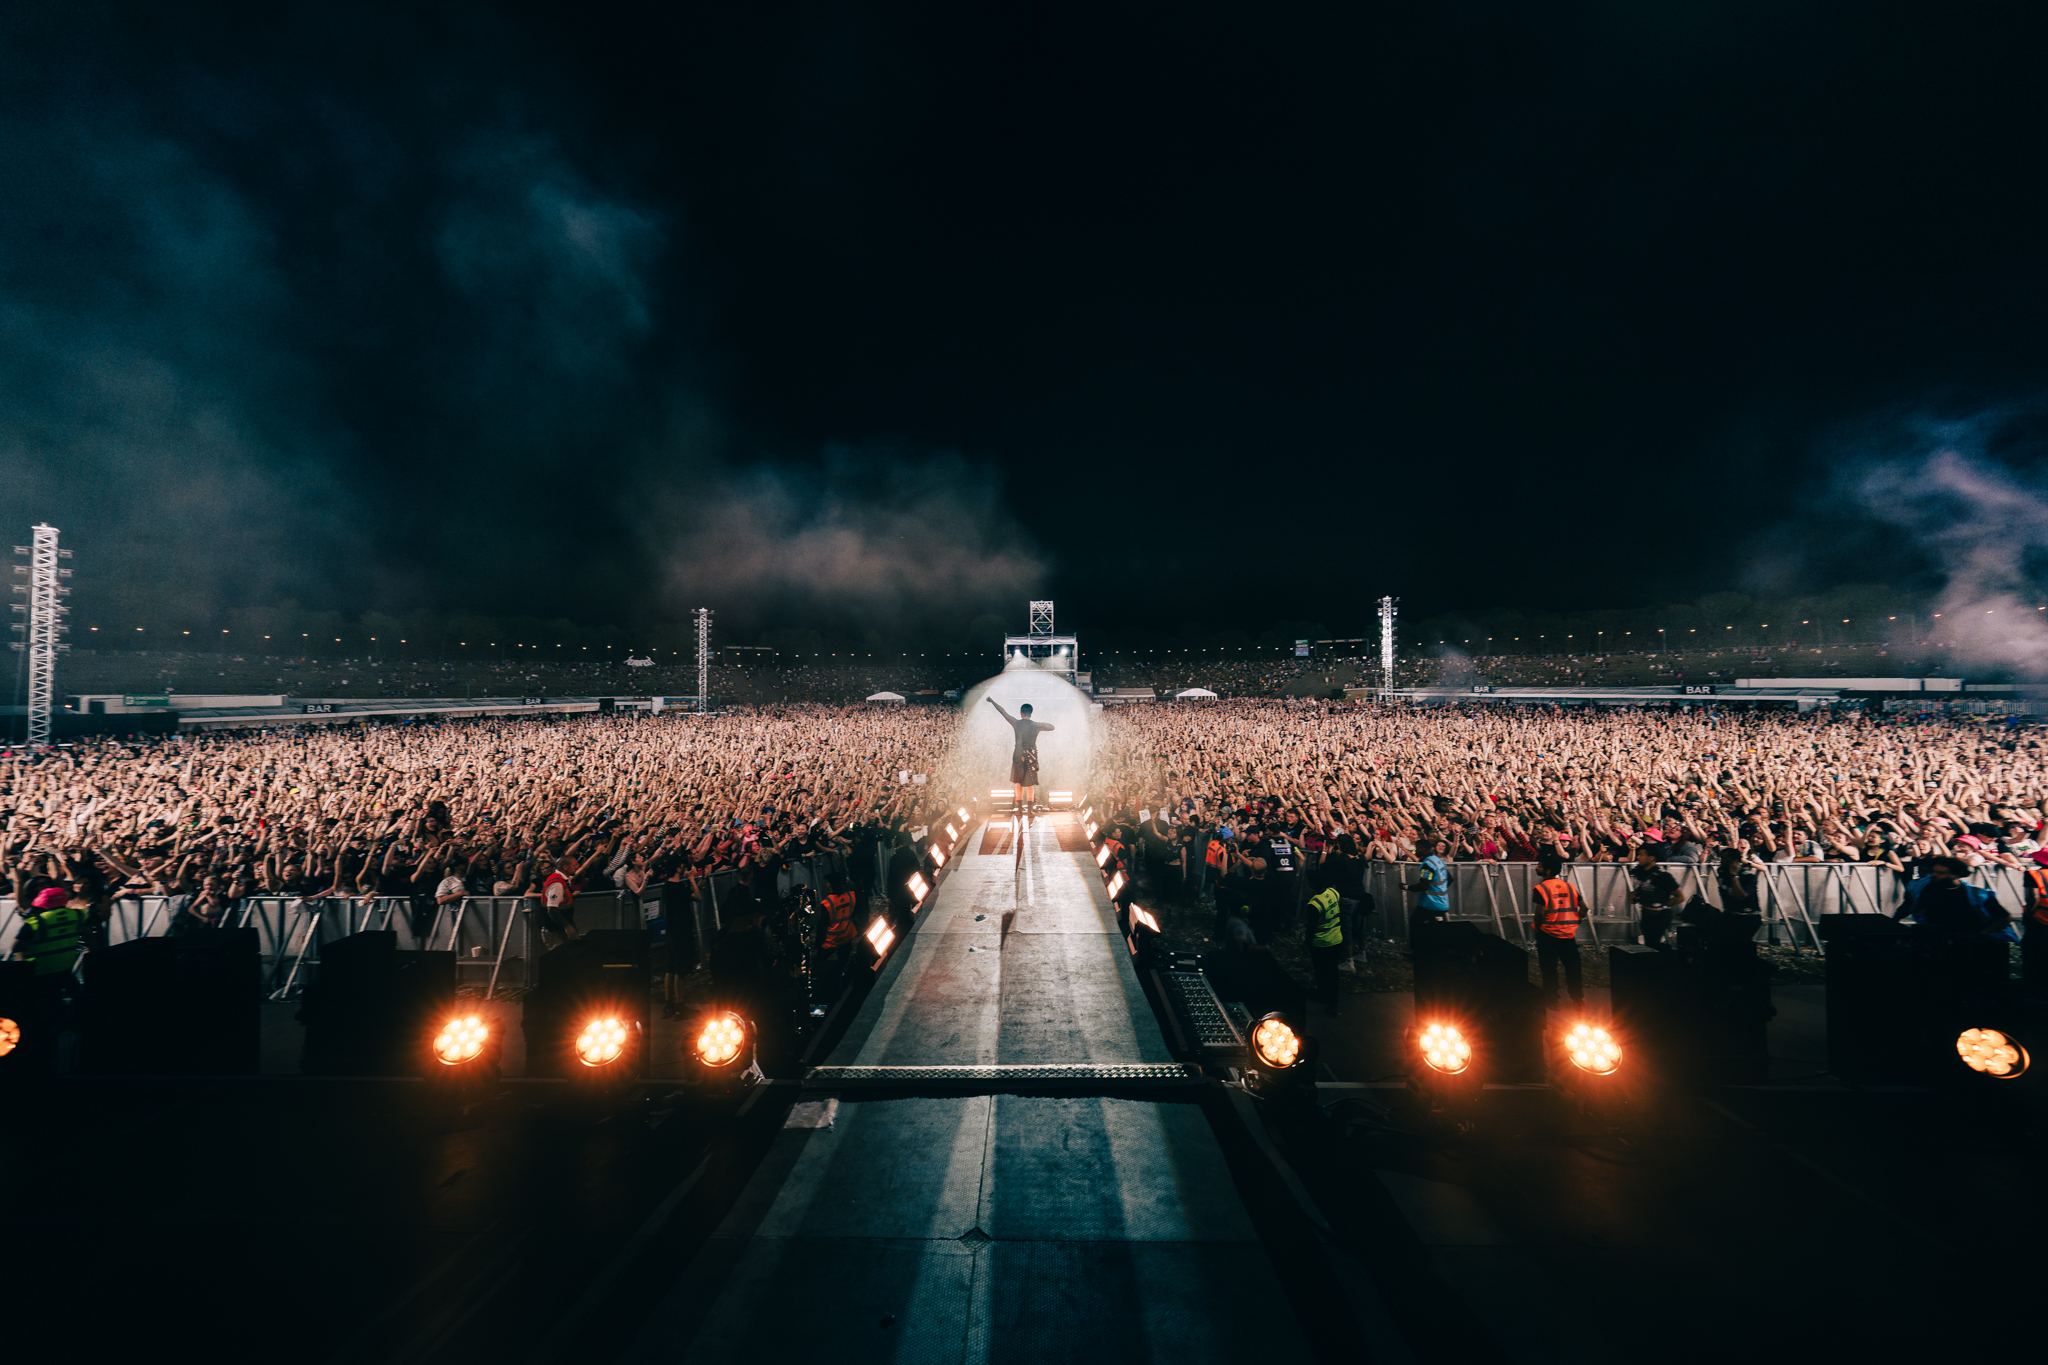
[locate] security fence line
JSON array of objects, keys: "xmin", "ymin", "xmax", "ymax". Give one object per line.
[
  {"xmin": 1350, "ymin": 859, "xmax": 2032, "ymax": 952},
  {"xmin": 0, "ymin": 852, "xmax": 853, "ymax": 999}
]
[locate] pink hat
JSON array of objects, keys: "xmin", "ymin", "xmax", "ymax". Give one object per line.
[
  {"xmin": 2030, "ymin": 850, "xmax": 2048, "ymax": 868},
  {"xmin": 1955, "ymin": 834, "xmax": 1985, "ymax": 851},
  {"xmin": 31, "ymin": 887, "xmax": 68, "ymax": 909},
  {"xmin": 1642, "ymin": 829, "xmax": 1664, "ymax": 843}
]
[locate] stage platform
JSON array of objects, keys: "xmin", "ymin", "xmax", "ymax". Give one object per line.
[{"xmin": 624, "ymin": 814, "xmax": 1314, "ymax": 1362}]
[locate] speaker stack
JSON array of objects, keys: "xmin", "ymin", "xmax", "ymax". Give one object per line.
[
  {"xmin": 299, "ymin": 930, "xmax": 458, "ymax": 1075},
  {"xmin": 81, "ymin": 929, "xmax": 261, "ymax": 1075}
]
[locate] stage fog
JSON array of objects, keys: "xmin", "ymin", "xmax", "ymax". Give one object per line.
[{"xmin": 944, "ymin": 658, "xmax": 1098, "ymax": 798}]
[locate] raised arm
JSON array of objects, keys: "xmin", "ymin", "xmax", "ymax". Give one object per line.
[{"xmin": 985, "ymin": 697, "xmax": 1015, "ymax": 724}]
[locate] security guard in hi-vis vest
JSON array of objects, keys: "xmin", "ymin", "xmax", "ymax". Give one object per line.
[
  {"xmin": 1531, "ymin": 854, "xmax": 1586, "ymax": 1007},
  {"xmin": 14, "ymin": 886, "xmax": 88, "ymax": 978}
]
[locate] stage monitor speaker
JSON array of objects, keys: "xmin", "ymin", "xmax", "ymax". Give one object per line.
[
  {"xmin": 81, "ymin": 930, "xmax": 260, "ymax": 1075},
  {"xmin": 1822, "ymin": 914, "xmax": 2011, "ymax": 1081},
  {"xmin": 1411, "ymin": 920, "xmax": 1545, "ymax": 1082},
  {"xmin": 522, "ymin": 929, "xmax": 651, "ymax": 1078},
  {"xmin": 300, "ymin": 930, "xmax": 458, "ymax": 1075},
  {"xmin": 1610, "ymin": 941, "xmax": 1770, "ymax": 1082}
]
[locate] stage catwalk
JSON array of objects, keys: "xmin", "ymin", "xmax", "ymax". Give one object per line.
[{"xmin": 622, "ymin": 813, "xmax": 1313, "ymax": 1362}]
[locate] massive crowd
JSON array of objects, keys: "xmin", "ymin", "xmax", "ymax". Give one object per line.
[
  {"xmin": 2, "ymin": 708, "xmax": 962, "ymax": 939},
  {"xmin": 8, "ymin": 697, "xmax": 2040, "ymax": 932}
]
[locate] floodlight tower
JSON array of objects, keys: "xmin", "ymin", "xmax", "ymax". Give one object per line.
[
  {"xmin": 695, "ymin": 608, "xmax": 712, "ymax": 712},
  {"xmin": 11, "ymin": 525, "xmax": 72, "ymax": 747},
  {"xmin": 1377, "ymin": 595, "xmax": 1397, "ymax": 695}
]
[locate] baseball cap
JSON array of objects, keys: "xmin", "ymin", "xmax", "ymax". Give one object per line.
[{"xmin": 32, "ymin": 887, "xmax": 68, "ymax": 909}]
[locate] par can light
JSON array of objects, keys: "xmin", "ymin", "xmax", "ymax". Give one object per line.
[
  {"xmin": 930, "ymin": 845, "xmax": 947, "ymax": 867},
  {"xmin": 907, "ymin": 871, "xmax": 931, "ymax": 903},
  {"xmin": 694, "ymin": 1012, "xmax": 748, "ymax": 1068},
  {"xmin": 0, "ymin": 1016, "xmax": 19, "ymax": 1058},
  {"xmin": 865, "ymin": 917, "xmax": 896, "ymax": 960},
  {"xmin": 1095, "ymin": 843, "xmax": 1113, "ymax": 867},
  {"xmin": 1564, "ymin": 1023, "xmax": 1622, "ymax": 1075},
  {"xmin": 1251, "ymin": 1015, "xmax": 1303, "ymax": 1071},
  {"xmin": 1956, "ymin": 1027, "xmax": 2029, "ymax": 1079},
  {"xmin": 1419, "ymin": 1023, "xmax": 1473, "ymax": 1075},
  {"xmin": 1129, "ymin": 905, "xmax": 1161, "ymax": 934},
  {"xmin": 432, "ymin": 1015, "xmax": 489, "ymax": 1065},
  {"xmin": 575, "ymin": 1017, "xmax": 630, "ymax": 1068}
]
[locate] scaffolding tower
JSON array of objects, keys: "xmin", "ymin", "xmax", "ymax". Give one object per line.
[
  {"xmin": 1378, "ymin": 595, "xmax": 1398, "ymax": 695},
  {"xmin": 695, "ymin": 607, "xmax": 712, "ymax": 712},
  {"xmin": 1029, "ymin": 600, "xmax": 1055, "ymax": 637},
  {"xmin": 11, "ymin": 524, "xmax": 72, "ymax": 747}
]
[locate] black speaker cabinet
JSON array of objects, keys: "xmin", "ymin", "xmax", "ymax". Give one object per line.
[
  {"xmin": 81, "ymin": 930, "xmax": 261, "ymax": 1075},
  {"xmin": 300, "ymin": 930, "xmax": 458, "ymax": 1075},
  {"xmin": 522, "ymin": 929, "xmax": 651, "ymax": 1078}
]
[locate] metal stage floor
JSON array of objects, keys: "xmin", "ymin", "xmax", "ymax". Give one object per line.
[{"xmin": 623, "ymin": 815, "xmax": 1314, "ymax": 1362}]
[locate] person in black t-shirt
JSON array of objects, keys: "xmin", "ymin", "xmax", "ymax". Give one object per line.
[{"xmin": 1630, "ymin": 842, "xmax": 1683, "ymax": 946}]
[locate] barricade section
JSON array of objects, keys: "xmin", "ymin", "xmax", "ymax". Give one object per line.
[
  {"xmin": 30, "ymin": 851, "xmax": 854, "ymax": 999},
  {"xmin": 1350, "ymin": 859, "xmax": 2027, "ymax": 951}
]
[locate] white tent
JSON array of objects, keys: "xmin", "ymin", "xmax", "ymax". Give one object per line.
[
  {"xmin": 866, "ymin": 691, "xmax": 907, "ymax": 703},
  {"xmin": 1174, "ymin": 687, "xmax": 1220, "ymax": 699}
]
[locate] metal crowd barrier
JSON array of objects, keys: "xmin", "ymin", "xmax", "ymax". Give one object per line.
[
  {"xmin": 1351, "ymin": 859, "xmax": 2029, "ymax": 953},
  {"xmin": 50, "ymin": 852, "xmax": 857, "ymax": 1000}
]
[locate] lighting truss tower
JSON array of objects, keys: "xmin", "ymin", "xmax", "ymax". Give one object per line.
[
  {"xmin": 1377, "ymin": 595, "xmax": 1397, "ymax": 695},
  {"xmin": 1029, "ymin": 600, "xmax": 1054, "ymax": 638},
  {"xmin": 695, "ymin": 607, "xmax": 712, "ymax": 712},
  {"xmin": 12, "ymin": 524, "xmax": 72, "ymax": 747}
]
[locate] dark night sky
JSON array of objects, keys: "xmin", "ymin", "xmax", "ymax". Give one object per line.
[{"xmin": 5, "ymin": 2, "xmax": 2048, "ymax": 647}]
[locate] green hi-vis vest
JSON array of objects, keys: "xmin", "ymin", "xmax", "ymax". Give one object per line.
[
  {"xmin": 18, "ymin": 903, "xmax": 87, "ymax": 976},
  {"xmin": 1307, "ymin": 886, "xmax": 1344, "ymax": 948}
]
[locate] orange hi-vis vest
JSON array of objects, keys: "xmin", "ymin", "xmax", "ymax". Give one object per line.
[
  {"xmin": 820, "ymin": 891, "xmax": 858, "ymax": 948},
  {"xmin": 1206, "ymin": 840, "xmax": 1228, "ymax": 871},
  {"xmin": 2026, "ymin": 869, "xmax": 2048, "ymax": 927},
  {"xmin": 1533, "ymin": 877, "xmax": 1585, "ymax": 940},
  {"xmin": 1104, "ymin": 837, "xmax": 1125, "ymax": 869}
]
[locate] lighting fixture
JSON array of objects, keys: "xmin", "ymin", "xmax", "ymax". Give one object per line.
[
  {"xmin": 431, "ymin": 1015, "xmax": 488, "ymax": 1065},
  {"xmin": 0, "ymin": 1017, "xmax": 18, "ymax": 1058},
  {"xmin": 1106, "ymin": 870, "xmax": 1126, "ymax": 899},
  {"xmin": 1563, "ymin": 1022, "xmax": 1621, "ymax": 1075},
  {"xmin": 1251, "ymin": 1016, "xmax": 1302, "ymax": 1070},
  {"xmin": 694, "ymin": 1012, "xmax": 747, "ymax": 1068},
  {"xmin": 1419, "ymin": 1023, "xmax": 1472, "ymax": 1074},
  {"xmin": 907, "ymin": 871, "xmax": 930, "ymax": 902},
  {"xmin": 1096, "ymin": 843, "xmax": 1112, "ymax": 866},
  {"xmin": 866, "ymin": 917, "xmax": 896, "ymax": 958},
  {"xmin": 1957, "ymin": 1027, "xmax": 2029, "ymax": 1078},
  {"xmin": 575, "ymin": 1017, "xmax": 629, "ymax": 1068},
  {"xmin": 1129, "ymin": 905, "xmax": 1160, "ymax": 934},
  {"xmin": 930, "ymin": 845, "xmax": 947, "ymax": 867}
]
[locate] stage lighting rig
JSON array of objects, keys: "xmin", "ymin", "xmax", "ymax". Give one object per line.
[
  {"xmin": 686, "ymin": 1009, "xmax": 765, "ymax": 1088},
  {"xmin": 1563, "ymin": 1022, "xmax": 1622, "ymax": 1075},
  {"xmin": 1956, "ymin": 1027, "xmax": 2029, "ymax": 1079},
  {"xmin": 865, "ymin": 916, "xmax": 897, "ymax": 969},
  {"xmin": 431, "ymin": 1014, "xmax": 490, "ymax": 1066},
  {"xmin": 1242, "ymin": 1012, "xmax": 1317, "ymax": 1107},
  {"xmin": 1409, "ymin": 1019, "xmax": 1481, "ymax": 1119},
  {"xmin": 575, "ymin": 1016, "xmax": 631, "ymax": 1068}
]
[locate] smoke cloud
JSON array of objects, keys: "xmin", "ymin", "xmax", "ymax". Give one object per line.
[
  {"xmin": 1855, "ymin": 414, "xmax": 2048, "ymax": 675},
  {"xmin": 640, "ymin": 445, "xmax": 1046, "ymax": 640}
]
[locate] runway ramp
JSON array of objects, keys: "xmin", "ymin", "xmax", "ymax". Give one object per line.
[{"xmin": 624, "ymin": 815, "xmax": 1312, "ymax": 1363}]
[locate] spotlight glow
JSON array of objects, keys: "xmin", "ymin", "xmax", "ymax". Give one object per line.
[
  {"xmin": 1251, "ymin": 1017, "xmax": 1302, "ymax": 1070},
  {"xmin": 1106, "ymin": 870, "xmax": 1126, "ymax": 899},
  {"xmin": 1095, "ymin": 843, "xmax": 1112, "ymax": 866},
  {"xmin": 694, "ymin": 1012, "xmax": 747, "ymax": 1068},
  {"xmin": 866, "ymin": 917, "xmax": 896, "ymax": 957},
  {"xmin": 0, "ymin": 1016, "xmax": 18, "ymax": 1058},
  {"xmin": 1564, "ymin": 1023, "xmax": 1621, "ymax": 1075},
  {"xmin": 1957, "ymin": 1027, "xmax": 2029, "ymax": 1078},
  {"xmin": 1130, "ymin": 905, "xmax": 1160, "ymax": 933},
  {"xmin": 431, "ymin": 1015, "xmax": 488, "ymax": 1065},
  {"xmin": 575, "ymin": 1017, "xmax": 629, "ymax": 1068},
  {"xmin": 907, "ymin": 871, "xmax": 930, "ymax": 902},
  {"xmin": 1419, "ymin": 1023, "xmax": 1472, "ymax": 1074},
  {"xmin": 930, "ymin": 845, "xmax": 947, "ymax": 866},
  {"xmin": 946, "ymin": 823, "xmax": 959, "ymax": 841}
]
